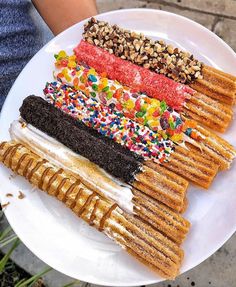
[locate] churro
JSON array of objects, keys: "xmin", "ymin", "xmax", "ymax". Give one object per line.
[
  {"xmin": 83, "ymin": 18, "xmax": 202, "ymax": 84},
  {"xmin": 0, "ymin": 141, "xmax": 185, "ymax": 279},
  {"xmin": 19, "ymin": 96, "xmax": 188, "ymax": 212},
  {"xmin": 190, "ymin": 66, "xmax": 236, "ymax": 106},
  {"xmin": 75, "ymin": 40, "xmax": 193, "ymax": 110},
  {"xmin": 21, "ymin": 96, "xmax": 220, "ymax": 189},
  {"xmin": 81, "ymin": 18, "xmax": 236, "ymax": 131},
  {"xmin": 43, "ymin": 83, "xmax": 222, "ymax": 186},
  {"xmin": 10, "ymin": 121, "xmax": 190, "ymax": 244}
]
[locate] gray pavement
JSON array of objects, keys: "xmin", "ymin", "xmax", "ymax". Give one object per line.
[{"xmin": 1, "ymin": 1, "xmax": 236, "ymax": 286}]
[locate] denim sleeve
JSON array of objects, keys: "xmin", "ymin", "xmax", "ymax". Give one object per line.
[{"xmin": 0, "ymin": 0, "xmax": 53, "ymax": 111}]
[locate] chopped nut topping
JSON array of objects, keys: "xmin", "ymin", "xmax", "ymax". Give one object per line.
[
  {"xmin": 21, "ymin": 121, "xmax": 27, "ymax": 128},
  {"xmin": 83, "ymin": 18, "xmax": 203, "ymax": 84}
]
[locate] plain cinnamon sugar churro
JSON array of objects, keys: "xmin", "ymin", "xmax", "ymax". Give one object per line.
[{"xmin": 0, "ymin": 141, "xmax": 185, "ymax": 279}]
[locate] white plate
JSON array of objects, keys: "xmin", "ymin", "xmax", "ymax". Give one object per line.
[{"xmin": 0, "ymin": 9, "xmax": 236, "ymax": 286}]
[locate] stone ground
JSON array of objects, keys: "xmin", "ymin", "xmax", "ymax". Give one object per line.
[
  {"xmin": 98, "ymin": 0, "xmax": 236, "ymax": 51},
  {"xmin": 1, "ymin": 0, "xmax": 236, "ymax": 286}
]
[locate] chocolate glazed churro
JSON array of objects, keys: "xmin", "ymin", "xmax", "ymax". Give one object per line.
[
  {"xmin": 0, "ymin": 141, "xmax": 185, "ymax": 279},
  {"xmin": 19, "ymin": 96, "xmax": 188, "ymax": 212},
  {"xmin": 20, "ymin": 96, "xmax": 220, "ymax": 190},
  {"xmin": 10, "ymin": 120, "xmax": 190, "ymax": 244}
]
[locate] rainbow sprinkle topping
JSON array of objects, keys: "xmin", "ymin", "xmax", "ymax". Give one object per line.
[
  {"xmin": 44, "ymin": 82, "xmax": 175, "ymax": 163},
  {"xmin": 54, "ymin": 50, "xmax": 185, "ymax": 142}
]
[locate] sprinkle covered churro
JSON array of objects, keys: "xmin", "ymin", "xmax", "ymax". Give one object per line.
[
  {"xmin": 74, "ymin": 40, "xmax": 194, "ymax": 111},
  {"xmin": 19, "ymin": 96, "xmax": 189, "ymax": 212},
  {"xmin": 51, "ymin": 52, "xmax": 235, "ymax": 168},
  {"xmin": 44, "ymin": 82, "xmax": 175, "ymax": 164},
  {"xmin": 81, "ymin": 18, "xmax": 235, "ymax": 132},
  {"xmin": 53, "ymin": 55, "xmax": 185, "ymax": 142}
]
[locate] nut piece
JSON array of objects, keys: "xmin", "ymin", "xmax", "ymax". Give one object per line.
[{"xmin": 82, "ymin": 18, "xmax": 203, "ymax": 83}]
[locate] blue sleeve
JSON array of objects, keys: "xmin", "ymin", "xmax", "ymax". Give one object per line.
[{"xmin": 0, "ymin": 0, "xmax": 52, "ymax": 111}]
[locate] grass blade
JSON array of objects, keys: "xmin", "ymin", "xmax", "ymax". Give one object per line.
[
  {"xmin": 15, "ymin": 278, "xmax": 27, "ymax": 285},
  {"xmin": 15, "ymin": 266, "xmax": 52, "ymax": 287},
  {"xmin": 0, "ymin": 238, "xmax": 20, "ymax": 273},
  {"xmin": 62, "ymin": 280, "xmax": 80, "ymax": 287},
  {"xmin": 0, "ymin": 226, "xmax": 13, "ymax": 241},
  {"xmin": 0, "ymin": 210, "xmax": 4, "ymax": 220},
  {"xmin": 0, "ymin": 234, "xmax": 18, "ymax": 248}
]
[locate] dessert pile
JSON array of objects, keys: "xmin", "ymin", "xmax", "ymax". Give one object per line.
[{"xmin": 1, "ymin": 18, "xmax": 236, "ymax": 279}]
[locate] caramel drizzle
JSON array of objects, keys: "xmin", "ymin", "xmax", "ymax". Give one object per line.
[
  {"xmin": 55, "ymin": 178, "xmax": 69, "ymax": 199},
  {"xmin": 2, "ymin": 144, "xmax": 21, "ymax": 164},
  {"xmin": 28, "ymin": 159, "xmax": 47, "ymax": 182},
  {"xmin": 2, "ymin": 144, "xmax": 119, "ymax": 234},
  {"xmin": 38, "ymin": 167, "xmax": 52, "ymax": 190},
  {"xmin": 23, "ymin": 158, "xmax": 34, "ymax": 178},
  {"xmin": 15, "ymin": 153, "xmax": 29, "ymax": 173},
  {"xmin": 69, "ymin": 184, "xmax": 83, "ymax": 209},
  {"xmin": 0, "ymin": 141, "xmax": 7, "ymax": 151},
  {"xmin": 45, "ymin": 168, "xmax": 63, "ymax": 193},
  {"xmin": 2, "ymin": 145, "xmax": 14, "ymax": 163},
  {"xmin": 63, "ymin": 180, "xmax": 81, "ymax": 205},
  {"xmin": 89, "ymin": 198, "xmax": 100, "ymax": 226},
  {"xmin": 8, "ymin": 144, "xmax": 22, "ymax": 168},
  {"xmin": 77, "ymin": 192, "xmax": 97, "ymax": 217},
  {"xmin": 1, "ymin": 144, "xmax": 119, "ymax": 233},
  {"xmin": 99, "ymin": 203, "xmax": 118, "ymax": 232}
]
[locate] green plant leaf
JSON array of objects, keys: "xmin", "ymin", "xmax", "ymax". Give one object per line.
[
  {"xmin": 0, "ymin": 234, "xmax": 18, "ymax": 248},
  {"xmin": 0, "ymin": 238, "xmax": 20, "ymax": 273},
  {"xmin": 0, "ymin": 226, "xmax": 12, "ymax": 241},
  {"xmin": 15, "ymin": 266, "xmax": 52, "ymax": 287},
  {"xmin": 62, "ymin": 280, "xmax": 80, "ymax": 287},
  {"xmin": 15, "ymin": 278, "xmax": 27, "ymax": 286}
]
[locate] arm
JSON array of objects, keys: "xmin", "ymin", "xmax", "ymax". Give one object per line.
[{"xmin": 32, "ymin": 0, "xmax": 98, "ymax": 35}]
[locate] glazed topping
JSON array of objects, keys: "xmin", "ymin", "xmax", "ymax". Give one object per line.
[
  {"xmin": 20, "ymin": 96, "xmax": 143, "ymax": 184},
  {"xmin": 74, "ymin": 40, "xmax": 194, "ymax": 110},
  {"xmin": 10, "ymin": 120, "xmax": 135, "ymax": 213},
  {"xmin": 54, "ymin": 50, "xmax": 184, "ymax": 143},
  {"xmin": 0, "ymin": 142, "xmax": 121, "ymax": 232},
  {"xmin": 83, "ymin": 17, "xmax": 203, "ymax": 84},
  {"xmin": 44, "ymin": 82, "xmax": 175, "ymax": 163}
]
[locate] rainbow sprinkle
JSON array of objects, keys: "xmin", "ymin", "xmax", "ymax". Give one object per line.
[
  {"xmin": 44, "ymin": 82, "xmax": 175, "ymax": 163},
  {"xmin": 54, "ymin": 50, "xmax": 185, "ymax": 142}
]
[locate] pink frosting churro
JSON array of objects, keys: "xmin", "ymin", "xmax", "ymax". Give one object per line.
[{"xmin": 74, "ymin": 40, "xmax": 194, "ymax": 110}]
